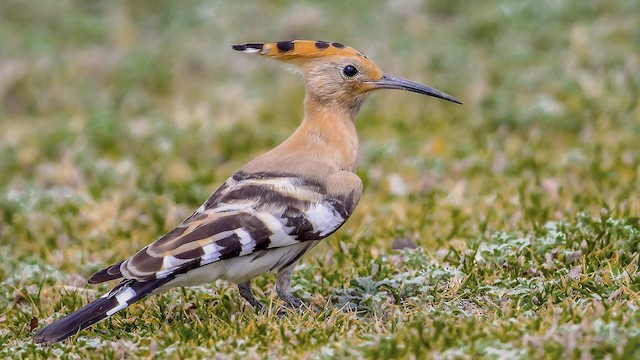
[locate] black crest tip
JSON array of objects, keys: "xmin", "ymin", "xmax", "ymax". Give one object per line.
[{"xmin": 232, "ymin": 43, "xmax": 264, "ymax": 53}]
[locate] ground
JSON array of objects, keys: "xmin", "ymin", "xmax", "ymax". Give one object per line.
[{"xmin": 1, "ymin": 1, "xmax": 639, "ymax": 359}]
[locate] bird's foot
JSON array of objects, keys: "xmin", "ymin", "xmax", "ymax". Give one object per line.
[
  {"xmin": 278, "ymin": 292, "xmax": 303, "ymax": 309},
  {"xmin": 275, "ymin": 291, "xmax": 310, "ymax": 317},
  {"xmin": 240, "ymin": 283, "xmax": 311, "ymax": 316},
  {"xmin": 238, "ymin": 281, "xmax": 264, "ymax": 313}
]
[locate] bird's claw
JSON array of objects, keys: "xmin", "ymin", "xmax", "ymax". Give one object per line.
[{"xmin": 278, "ymin": 292, "xmax": 304, "ymax": 309}]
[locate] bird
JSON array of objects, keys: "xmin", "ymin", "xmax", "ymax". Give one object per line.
[{"xmin": 34, "ymin": 40, "xmax": 461, "ymax": 344}]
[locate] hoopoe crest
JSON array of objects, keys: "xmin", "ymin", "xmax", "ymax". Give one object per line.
[{"xmin": 34, "ymin": 40, "xmax": 461, "ymax": 344}]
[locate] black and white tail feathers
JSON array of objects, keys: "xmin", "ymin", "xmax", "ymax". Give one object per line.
[{"xmin": 34, "ymin": 278, "xmax": 170, "ymax": 344}]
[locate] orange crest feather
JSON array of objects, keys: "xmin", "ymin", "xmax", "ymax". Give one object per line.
[{"xmin": 232, "ymin": 40, "xmax": 367, "ymax": 60}]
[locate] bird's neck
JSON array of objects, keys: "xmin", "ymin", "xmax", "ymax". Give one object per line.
[
  {"xmin": 241, "ymin": 94, "xmax": 363, "ymax": 176},
  {"xmin": 293, "ymin": 95, "xmax": 360, "ymax": 171}
]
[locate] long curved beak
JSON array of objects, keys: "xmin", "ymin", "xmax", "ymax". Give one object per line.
[{"xmin": 371, "ymin": 73, "xmax": 462, "ymax": 104}]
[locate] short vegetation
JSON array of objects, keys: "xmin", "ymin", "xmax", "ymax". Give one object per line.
[{"xmin": 1, "ymin": 1, "xmax": 639, "ymax": 358}]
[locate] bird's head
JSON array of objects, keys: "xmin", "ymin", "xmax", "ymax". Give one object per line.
[{"xmin": 232, "ymin": 40, "xmax": 461, "ymax": 113}]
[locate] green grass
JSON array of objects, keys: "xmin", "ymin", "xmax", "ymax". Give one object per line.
[{"xmin": 1, "ymin": 0, "xmax": 639, "ymax": 358}]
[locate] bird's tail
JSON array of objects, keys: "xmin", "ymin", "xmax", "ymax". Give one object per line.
[{"xmin": 34, "ymin": 278, "xmax": 169, "ymax": 344}]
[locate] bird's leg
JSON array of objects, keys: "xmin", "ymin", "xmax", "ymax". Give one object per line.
[
  {"xmin": 238, "ymin": 281, "xmax": 264, "ymax": 312},
  {"xmin": 276, "ymin": 263, "xmax": 303, "ymax": 309}
]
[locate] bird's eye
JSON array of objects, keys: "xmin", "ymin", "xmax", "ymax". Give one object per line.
[{"xmin": 343, "ymin": 65, "xmax": 358, "ymax": 77}]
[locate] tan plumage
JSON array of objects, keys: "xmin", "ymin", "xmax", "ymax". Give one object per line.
[{"xmin": 34, "ymin": 40, "xmax": 461, "ymax": 344}]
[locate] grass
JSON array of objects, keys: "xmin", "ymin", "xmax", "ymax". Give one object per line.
[{"xmin": 1, "ymin": 0, "xmax": 639, "ymax": 358}]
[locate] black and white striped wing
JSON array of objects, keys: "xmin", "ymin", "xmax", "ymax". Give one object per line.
[{"xmin": 90, "ymin": 171, "xmax": 359, "ymax": 283}]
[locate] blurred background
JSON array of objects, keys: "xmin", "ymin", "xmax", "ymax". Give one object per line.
[
  {"xmin": 1, "ymin": 0, "xmax": 638, "ymax": 297},
  {"xmin": 1, "ymin": 0, "xmax": 640, "ymax": 356}
]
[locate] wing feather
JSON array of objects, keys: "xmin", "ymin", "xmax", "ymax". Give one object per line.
[{"xmin": 90, "ymin": 171, "xmax": 359, "ymax": 283}]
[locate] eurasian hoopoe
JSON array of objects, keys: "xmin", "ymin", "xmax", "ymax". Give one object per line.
[{"xmin": 34, "ymin": 40, "xmax": 461, "ymax": 344}]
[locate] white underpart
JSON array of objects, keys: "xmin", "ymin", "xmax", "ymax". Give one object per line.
[
  {"xmin": 235, "ymin": 228, "xmax": 256, "ymax": 256},
  {"xmin": 106, "ymin": 287, "xmax": 137, "ymax": 316},
  {"xmin": 156, "ymin": 241, "xmax": 320, "ymax": 290},
  {"xmin": 306, "ymin": 203, "xmax": 343, "ymax": 236},
  {"xmin": 241, "ymin": 48, "xmax": 261, "ymax": 53}
]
